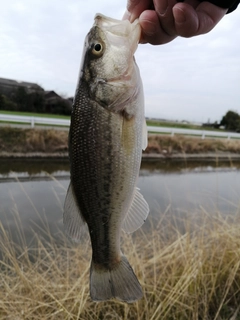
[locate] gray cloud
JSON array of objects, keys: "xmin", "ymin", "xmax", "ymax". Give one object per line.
[{"xmin": 1, "ymin": 0, "xmax": 240, "ymax": 122}]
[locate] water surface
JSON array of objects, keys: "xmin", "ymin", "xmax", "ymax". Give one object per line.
[{"xmin": 1, "ymin": 159, "xmax": 240, "ymax": 244}]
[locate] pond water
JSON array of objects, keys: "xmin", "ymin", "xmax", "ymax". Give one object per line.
[{"xmin": 0, "ymin": 159, "xmax": 240, "ymax": 244}]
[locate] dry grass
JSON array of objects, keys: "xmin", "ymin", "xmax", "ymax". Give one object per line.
[
  {"xmin": 0, "ymin": 127, "xmax": 68, "ymax": 153},
  {"xmin": 1, "ymin": 127, "xmax": 240, "ymax": 156},
  {"xmin": 146, "ymin": 135, "xmax": 240, "ymax": 155},
  {"xmin": 1, "ymin": 211, "xmax": 240, "ymax": 319}
]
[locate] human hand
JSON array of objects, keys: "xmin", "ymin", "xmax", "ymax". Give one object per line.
[{"xmin": 123, "ymin": 0, "xmax": 228, "ymax": 44}]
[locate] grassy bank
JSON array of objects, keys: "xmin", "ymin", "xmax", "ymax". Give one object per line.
[
  {"xmin": 147, "ymin": 119, "xmax": 203, "ymax": 130},
  {"xmin": 1, "ymin": 211, "xmax": 240, "ymax": 319},
  {"xmin": 0, "ymin": 127, "xmax": 68, "ymax": 153},
  {"xmin": 146, "ymin": 134, "xmax": 240, "ymax": 155},
  {"xmin": 1, "ymin": 127, "xmax": 240, "ymax": 156}
]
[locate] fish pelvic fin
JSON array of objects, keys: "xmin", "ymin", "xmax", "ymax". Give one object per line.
[
  {"xmin": 63, "ymin": 183, "xmax": 87, "ymax": 242},
  {"xmin": 90, "ymin": 255, "xmax": 143, "ymax": 303},
  {"xmin": 122, "ymin": 188, "xmax": 149, "ymax": 234}
]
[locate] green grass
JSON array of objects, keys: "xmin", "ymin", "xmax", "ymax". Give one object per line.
[
  {"xmin": 147, "ymin": 119, "xmax": 221, "ymax": 132},
  {"xmin": 147, "ymin": 119, "xmax": 200, "ymax": 129},
  {"xmin": 0, "ymin": 110, "xmax": 70, "ymax": 120},
  {"xmin": 0, "ymin": 113, "xmax": 215, "ymax": 130}
]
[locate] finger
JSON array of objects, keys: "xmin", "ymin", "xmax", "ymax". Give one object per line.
[
  {"xmin": 139, "ymin": 10, "xmax": 177, "ymax": 44},
  {"xmin": 123, "ymin": 0, "xmax": 153, "ymax": 22},
  {"xmin": 153, "ymin": 0, "xmax": 199, "ymax": 37},
  {"xmin": 173, "ymin": 2, "xmax": 227, "ymax": 37},
  {"xmin": 153, "ymin": 0, "xmax": 180, "ymax": 36}
]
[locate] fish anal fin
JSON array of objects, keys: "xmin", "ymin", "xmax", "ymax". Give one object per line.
[
  {"xmin": 63, "ymin": 183, "xmax": 87, "ymax": 242},
  {"xmin": 90, "ymin": 255, "xmax": 143, "ymax": 303},
  {"xmin": 122, "ymin": 188, "xmax": 149, "ymax": 234}
]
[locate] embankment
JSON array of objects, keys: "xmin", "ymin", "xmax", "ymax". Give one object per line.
[{"xmin": 1, "ymin": 127, "xmax": 240, "ymax": 160}]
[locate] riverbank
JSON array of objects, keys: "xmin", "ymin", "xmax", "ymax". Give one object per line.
[
  {"xmin": 1, "ymin": 127, "xmax": 240, "ymax": 160},
  {"xmin": 1, "ymin": 211, "xmax": 240, "ymax": 319}
]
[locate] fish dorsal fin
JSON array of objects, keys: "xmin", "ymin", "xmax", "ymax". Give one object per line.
[
  {"xmin": 142, "ymin": 119, "xmax": 148, "ymax": 150},
  {"xmin": 122, "ymin": 188, "xmax": 149, "ymax": 234},
  {"xmin": 63, "ymin": 183, "xmax": 87, "ymax": 242}
]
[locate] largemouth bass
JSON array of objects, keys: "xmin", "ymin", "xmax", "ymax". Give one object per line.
[{"xmin": 64, "ymin": 13, "xmax": 149, "ymax": 303}]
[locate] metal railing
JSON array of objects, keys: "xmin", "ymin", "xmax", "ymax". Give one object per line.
[
  {"xmin": 147, "ymin": 126, "xmax": 240, "ymax": 140},
  {"xmin": 1, "ymin": 114, "xmax": 240, "ymax": 140},
  {"xmin": 0, "ymin": 114, "xmax": 70, "ymax": 128}
]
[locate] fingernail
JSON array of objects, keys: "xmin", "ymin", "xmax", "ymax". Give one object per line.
[
  {"xmin": 173, "ymin": 7, "xmax": 186, "ymax": 23},
  {"xmin": 122, "ymin": 10, "xmax": 131, "ymax": 21},
  {"xmin": 158, "ymin": 0, "xmax": 168, "ymax": 15}
]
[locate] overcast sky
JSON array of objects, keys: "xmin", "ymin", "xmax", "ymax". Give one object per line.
[{"xmin": 1, "ymin": 0, "xmax": 240, "ymax": 123}]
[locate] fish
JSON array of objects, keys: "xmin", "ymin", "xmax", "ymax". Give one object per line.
[{"xmin": 63, "ymin": 13, "xmax": 149, "ymax": 303}]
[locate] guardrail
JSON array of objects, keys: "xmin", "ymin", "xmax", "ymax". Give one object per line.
[
  {"xmin": 0, "ymin": 114, "xmax": 70, "ymax": 128},
  {"xmin": 147, "ymin": 126, "xmax": 240, "ymax": 140},
  {"xmin": 1, "ymin": 114, "xmax": 240, "ymax": 140}
]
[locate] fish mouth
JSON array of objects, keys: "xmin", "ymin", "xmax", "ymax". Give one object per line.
[{"xmin": 93, "ymin": 13, "xmax": 141, "ymax": 54}]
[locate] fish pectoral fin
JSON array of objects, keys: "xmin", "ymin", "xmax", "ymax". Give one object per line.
[
  {"xmin": 142, "ymin": 119, "xmax": 148, "ymax": 150},
  {"xmin": 122, "ymin": 188, "xmax": 149, "ymax": 234},
  {"xmin": 63, "ymin": 183, "xmax": 87, "ymax": 242}
]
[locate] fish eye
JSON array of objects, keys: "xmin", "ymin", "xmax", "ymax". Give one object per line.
[
  {"xmin": 94, "ymin": 43, "xmax": 102, "ymax": 52},
  {"xmin": 91, "ymin": 42, "xmax": 104, "ymax": 56}
]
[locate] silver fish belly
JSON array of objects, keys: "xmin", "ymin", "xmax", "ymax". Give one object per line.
[{"xmin": 64, "ymin": 14, "xmax": 149, "ymax": 303}]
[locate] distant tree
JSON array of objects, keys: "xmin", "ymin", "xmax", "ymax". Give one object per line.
[
  {"xmin": 213, "ymin": 121, "xmax": 220, "ymax": 129},
  {"xmin": 0, "ymin": 94, "xmax": 17, "ymax": 111},
  {"xmin": 0, "ymin": 94, "xmax": 4, "ymax": 109},
  {"xmin": 220, "ymin": 110, "xmax": 240, "ymax": 131},
  {"xmin": 28, "ymin": 92, "xmax": 45, "ymax": 113},
  {"xmin": 51, "ymin": 100, "xmax": 72, "ymax": 116},
  {"xmin": 12, "ymin": 87, "xmax": 29, "ymax": 111},
  {"xmin": 8, "ymin": 88, "xmax": 46, "ymax": 113},
  {"xmin": 1, "ymin": 86, "xmax": 71, "ymax": 115}
]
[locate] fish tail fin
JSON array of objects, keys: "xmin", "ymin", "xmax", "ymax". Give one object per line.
[{"xmin": 90, "ymin": 255, "xmax": 143, "ymax": 303}]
